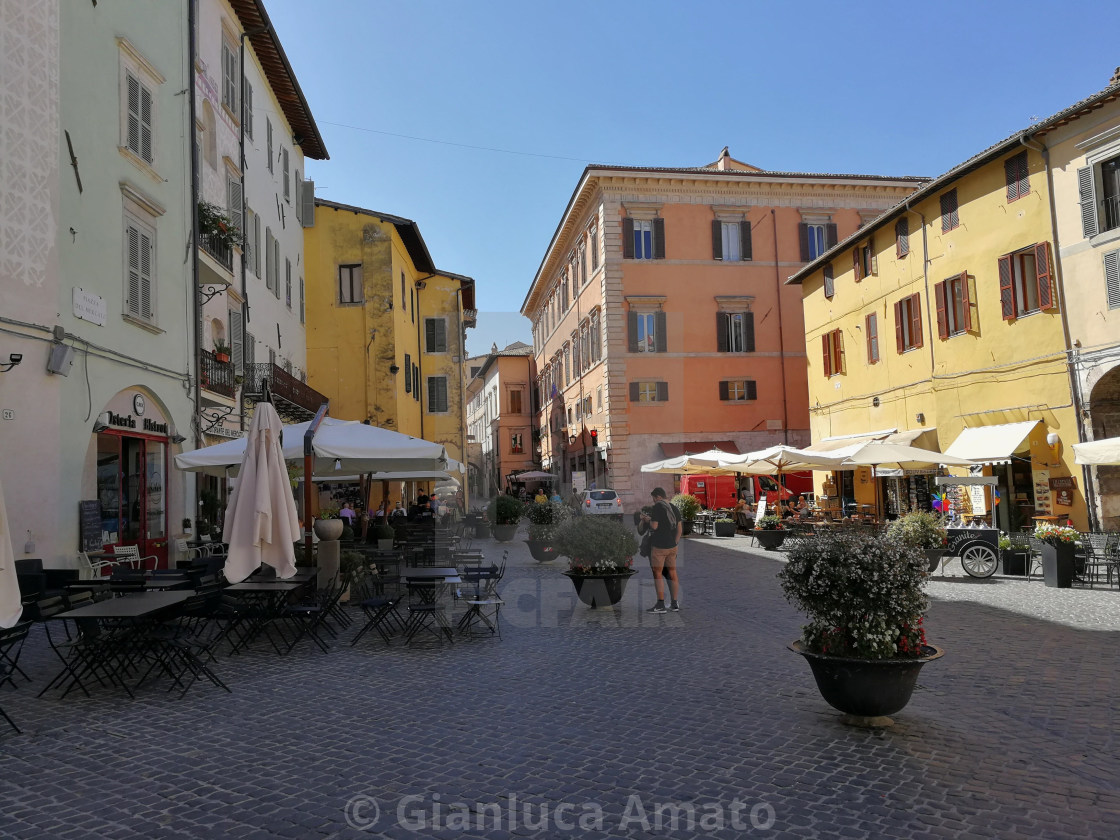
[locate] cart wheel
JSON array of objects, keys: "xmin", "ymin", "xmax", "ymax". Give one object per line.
[{"xmin": 960, "ymin": 543, "xmax": 998, "ymax": 578}]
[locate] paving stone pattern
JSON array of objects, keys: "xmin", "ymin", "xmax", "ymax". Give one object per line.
[{"xmin": 2, "ymin": 531, "xmax": 1119, "ymax": 839}]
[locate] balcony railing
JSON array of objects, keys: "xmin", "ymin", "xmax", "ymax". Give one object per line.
[
  {"xmin": 242, "ymin": 362, "xmax": 328, "ymax": 422},
  {"xmin": 199, "ymin": 232, "xmax": 234, "ymax": 272},
  {"xmin": 1101, "ymin": 194, "xmax": 1120, "ymax": 234},
  {"xmin": 200, "ymin": 349, "xmax": 236, "ymax": 398}
]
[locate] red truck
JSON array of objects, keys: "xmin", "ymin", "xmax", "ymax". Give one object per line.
[{"xmin": 679, "ymin": 473, "xmax": 813, "ymax": 509}]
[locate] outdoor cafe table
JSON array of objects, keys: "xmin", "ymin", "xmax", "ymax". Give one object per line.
[
  {"xmin": 400, "ymin": 568, "xmax": 461, "ymax": 605},
  {"xmin": 222, "ymin": 581, "xmax": 307, "ymax": 653}
]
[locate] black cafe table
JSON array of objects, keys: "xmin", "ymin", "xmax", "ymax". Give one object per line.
[{"xmin": 222, "ymin": 581, "xmax": 307, "ymax": 653}]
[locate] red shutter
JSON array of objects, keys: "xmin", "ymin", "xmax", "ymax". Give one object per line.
[
  {"xmin": 894, "ymin": 301, "xmax": 904, "ymax": 354},
  {"xmin": 1035, "ymin": 241, "xmax": 1054, "ymax": 310},
  {"xmin": 822, "ymin": 334, "xmax": 832, "ymax": 377},
  {"xmin": 910, "ymin": 293, "xmax": 923, "ymax": 348},
  {"xmin": 960, "ymin": 272, "xmax": 973, "ymax": 331},
  {"xmin": 997, "ymin": 255, "xmax": 1015, "ymax": 320},
  {"xmin": 935, "ymin": 281, "xmax": 948, "ymax": 339},
  {"xmin": 865, "ymin": 314, "xmax": 874, "ymax": 362}
]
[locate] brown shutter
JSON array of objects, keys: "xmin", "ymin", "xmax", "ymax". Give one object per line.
[
  {"xmin": 866, "ymin": 313, "xmax": 878, "ymax": 363},
  {"xmin": 895, "ymin": 218, "xmax": 909, "ymax": 258},
  {"xmin": 712, "ymin": 219, "xmax": 723, "ymax": 260},
  {"xmin": 798, "ymin": 223, "xmax": 810, "ymax": 261},
  {"xmin": 656, "ymin": 381, "xmax": 669, "ymax": 401},
  {"xmin": 629, "ymin": 382, "xmax": 640, "ymax": 401},
  {"xmin": 853, "ymin": 247, "xmax": 861, "ymax": 281},
  {"xmin": 823, "ymin": 264, "xmax": 834, "ymax": 298},
  {"xmin": 744, "ymin": 311, "xmax": 755, "ymax": 351},
  {"xmin": 622, "ymin": 217, "xmax": 634, "ymax": 259},
  {"xmin": 910, "ymin": 293, "xmax": 923, "ymax": 348},
  {"xmin": 997, "ymin": 255, "xmax": 1015, "ymax": 320},
  {"xmin": 1005, "ymin": 155, "xmax": 1019, "ymax": 202},
  {"xmin": 740, "ymin": 221, "xmax": 752, "ymax": 260},
  {"xmin": 746, "ymin": 380, "xmax": 757, "ymax": 400},
  {"xmin": 935, "ymin": 281, "xmax": 948, "ymax": 339},
  {"xmin": 716, "ymin": 313, "xmax": 728, "ymax": 352},
  {"xmin": 1018, "ymin": 154, "xmax": 1030, "ymax": 198},
  {"xmin": 822, "ymin": 334, "xmax": 832, "ymax": 377},
  {"xmin": 825, "ymin": 223, "xmax": 838, "ymax": 249},
  {"xmin": 836, "ymin": 330, "xmax": 845, "ymax": 373},
  {"xmin": 628, "ymin": 311, "xmax": 639, "ymax": 352},
  {"xmin": 1035, "ymin": 241, "xmax": 1054, "ymax": 310},
  {"xmin": 960, "ymin": 272, "xmax": 973, "ymax": 330},
  {"xmin": 654, "ymin": 311, "xmax": 667, "ymax": 351},
  {"xmin": 652, "ymin": 218, "xmax": 665, "ymax": 259},
  {"xmin": 894, "ymin": 301, "xmax": 904, "ymax": 353},
  {"xmin": 719, "ymin": 380, "xmax": 729, "ymax": 400}
]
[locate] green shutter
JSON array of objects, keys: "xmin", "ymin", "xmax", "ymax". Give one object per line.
[
  {"xmin": 712, "ymin": 220, "xmax": 723, "ymax": 260},
  {"xmin": 652, "ymin": 218, "xmax": 665, "ymax": 259},
  {"xmin": 744, "ymin": 312, "xmax": 755, "ymax": 352},
  {"xmin": 654, "ymin": 311, "xmax": 667, "ymax": 352}
]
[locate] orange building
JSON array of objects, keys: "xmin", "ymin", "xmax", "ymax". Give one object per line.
[{"xmin": 520, "ymin": 149, "xmax": 925, "ymax": 511}]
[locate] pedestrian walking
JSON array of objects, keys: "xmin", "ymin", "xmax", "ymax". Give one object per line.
[{"xmin": 644, "ymin": 487, "xmax": 681, "ymax": 613}]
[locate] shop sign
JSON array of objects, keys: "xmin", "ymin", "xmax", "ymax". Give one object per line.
[
  {"xmin": 105, "ymin": 411, "xmax": 168, "ymax": 436},
  {"xmin": 1049, "ymin": 476, "xmax": 1076, "ymax": 508},
  {"xmin": 73, "ymin": 288, "xmax": 106, "ymax": 326},
  {"xmin": 1033, "ymin": 469, "xmax": 1052, "ymax": 514},
  {"xmin": 209, "ymin": 426, "xmax": 243, "ymax": 440}
]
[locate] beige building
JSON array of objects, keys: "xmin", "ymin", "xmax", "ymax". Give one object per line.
[{"xmin": 466, "ymin": 342, "xmax": 536, "ymax": 499}]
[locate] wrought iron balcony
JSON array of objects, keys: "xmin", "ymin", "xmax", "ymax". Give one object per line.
[
  {"xmin": 199, "ymin": 232, "xmax": 234, "ymax": 272},
  {"xmin": 242, "ymin": 362, "xmax": 328, "ymax": 423},
  {"xmin": 1101, "ymin": 194, "xmax": 1120, "ymax": 234},
  {"xmin": 200, "ymin": 349, "xmax": 236, "ymax": 398}
]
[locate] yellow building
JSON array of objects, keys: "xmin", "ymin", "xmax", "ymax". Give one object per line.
[
  {"xmin": 303, "ymin": 198, "xmax": 476, "ymax": 506},
  {"xmin": 789, "ymin": 90, "xmax": 1112, "ymax": 530}
]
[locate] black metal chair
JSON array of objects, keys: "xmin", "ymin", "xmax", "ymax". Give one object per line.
[
  {"xmin": 279, "ymin": 580, "xmax": 347, "ymax": 654},
  {"xmin": 402, "ymin": 579, "xmax": 454, "ymax": 646},
  {"xmin": 0, "ymin": 621, "xmax": 32, "ymax": 690},
  {"xmin": 350, "ymin": 595, "xmax": 404, "ymax": 646}
]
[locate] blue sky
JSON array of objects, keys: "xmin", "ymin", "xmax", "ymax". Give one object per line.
[{"xmin": 265, "ymin": 0, "xmax": 1120, "ymax": 357}]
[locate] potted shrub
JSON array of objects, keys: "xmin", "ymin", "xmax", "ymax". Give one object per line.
[
  {"xmin": 314, "ymin": 505, "xmax": 344, "ymax": 541},
  {"xmin": 1033, "ymin": 522, "xmax": 1080, "ymax": 588},
  {"xmin": 670, "ymin": 493, "xmax": 702, "ymax": 537},
  {"xmin": 779, "ymin": 530, "xmax": 944, "ymax": 727},
  {"xmin": 713, "ymin": 516, "xmax": 737, "ymax": 538},
  {"xmin": 197, "ymin": 200, "xmax": 243, "ymax": 250},
  {"xmin": 886, "ymin": 510, "xmax": 948, "ymax": 572},
  {"xmin": 212, "ymin": 340, "xmax": 232, "ymax": 364},
  {"xmin": 998, "ymin": 532, "xmax": 1028, "ymax": 576},
  {"xmin": 524, "ymin": 500, "xmax": 571, "ymax": 562},
  {"xmin": 372, "ymin": 521, "xmax": 396, "ymax": 551},
  {"xmin": 754, "ymin": 515, "xmax": 786, "ymax": 550},
  {"xmin": 489, "ymin": 495, "xmax": 525, "ymax": 543},
  {"xmin": 555, "ymin": 516, "xmax": 638, "ymax": 608}
]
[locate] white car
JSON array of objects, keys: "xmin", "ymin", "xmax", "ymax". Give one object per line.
[{"xmin": 576, "ymin": 489, "xmax": 624, "ymax": 520}]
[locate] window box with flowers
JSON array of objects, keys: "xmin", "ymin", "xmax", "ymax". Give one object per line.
[
  {"xmin": 197, "ymin": 201, "xmax": 243, "ymax": 250},
  {"xmin": 1034, "ymin": 523, "xmax": 1080, "ymax": 588},
  {"xmin": 212, "ymin": 340, "xmax": 232, "ymax": 364}
]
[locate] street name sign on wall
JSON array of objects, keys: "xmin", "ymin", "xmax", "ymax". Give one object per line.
[{"xmin": 73, "ymin": 288, "xmax": 106, "ymax": 326}]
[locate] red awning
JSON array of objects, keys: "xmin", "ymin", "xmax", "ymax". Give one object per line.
[{"xmin": 659, "ymin": 441, "xmax": 740, "ymax": 458}]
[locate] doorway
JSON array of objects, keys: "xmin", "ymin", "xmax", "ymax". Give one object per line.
[{"xmin": 96, "ymin": 432, "xmax": 168, "ymax": 568}]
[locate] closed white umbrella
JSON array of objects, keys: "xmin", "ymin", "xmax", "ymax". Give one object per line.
[
  {"xmin": 1073, "ymin": 436, "xmax": 1120, "ymax": 466},
  {"xmin": 0, "ymin": 473, "xmax": 22, "ymax": 629},
  {"xmin": 221, "ymin": 403, "xmax": 301, "ymax": 583}
]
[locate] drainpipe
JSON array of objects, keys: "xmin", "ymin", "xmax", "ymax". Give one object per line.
[
  {"xmin": 1022, "ymin": 133, "xmax": 1096, "ymax": 528},
  {"xmin": 770, "ymin": 210, "xmax": 790, "ymax": 444},
  {"xmin": 237, "ymin": 28, "xmax": 264, "ymax": 433},
  {"xmin": 188, "ymin": 0, "xmax": 201, "ymax": 448}
]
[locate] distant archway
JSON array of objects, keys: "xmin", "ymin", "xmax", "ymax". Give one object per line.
[{"xmin": 1088, "ymin": 365, "xmax": 1120, "ymax": 529}]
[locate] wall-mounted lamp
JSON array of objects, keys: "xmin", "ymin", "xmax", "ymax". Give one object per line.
[
  {"xmin": 915, "ymin": 412, "xmax": 925, "ymax": 424},
  {"xmin": 389, "ymin": 363, "xmax": 400, "ymax": 375},
  {"xmin": 93, "ymin": 411, "xmax": 111, "ymax": 433},
  {"xmin": 0, "ymin": 353, "xmax": 23, "ymax": 372},
  {"xmin": 334, "ymin": 459, "xmax": 343, "ymax": 471},
  {"xmin": 170, "ymin": 433, "xmax": 187, "ymax": 445}
]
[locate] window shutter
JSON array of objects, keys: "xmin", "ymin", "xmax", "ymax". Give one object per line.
[
  {"xmin": 294, "ymin": 178, "xmax": 302, "ymax": 224},
  {"xmin": 302, "ymin": 180, "xmax": 316, "ymax": 228},
  {"xmin": 230, "ymin": 307, "xmax": 244, "ymax": 373},
  {"xmin": 227, "ymin": 178, "xmax": 243, "ymax": 240},
  {"xmin": 1006, "ymin": 154, "xmax": 1021, "ymax": 201},
  {"xmin": 823, "ymin": 264, "xmax": 834, "ymax": 298},
  {"xmin": 1078, "ymin": 166, "xmax": 1098, "ymax": 237},
  {"xmin": 935, "ymin": 281, "xmax": 948, "ymax": 339},
  {"xmin": 139, "ymin": 85, "xmax": 152, "ymax": 163},
  {"xmin": 1105, "ymin": 250, "xmax": 1120, "ymax": 310},
  {"xmin": 744, "ymin": 311, "xmax": 755, "ymax": 351},
  {"xmin": 627, "ymin": 311, "xmax": 639, "ymax": 352},
  {"xmin": 941, "ymin": 189, "xmax": 959, "ymax": 231},
  {"xmin": 740, "ymin": 221, "xmax": 752, "ymax": 260},
  {"xmin": 127, "ymin": 74, "xmax": 140, "ymax": 155},
  {"xmin": 822, "ymin": 334, "xmax": 833, "ymax": 377},
  {"xmin": 896, "ymin": 218, "xmax": 909, "ymax": 258},
  {"xmin": 825, "ymin": 223, "xmax": 838, "ymax": 249},
  {"xmin": 404, "ymin": 353, "xmax": 411, "ymax": 392},
  {"xmin": 127, "ymin": 225, "xmax": 141, "ymax": 317},
  {"xmin": 865, "ymin": 314, "xmax": 876, "ymax": 363},
  {"xmin": 894, "ymin": 301, "xmax": 904, "ymax": 353},
  {"xmin": 869, "ymin": 243, "xmax": 878, "ymax": 276},
  {"xmin": 852, "ymin": 248, "xmax": 861, "ymax": 281},
  {"xmin": 656, "ymin": 381, "xmax": 669, "ymax": 401},
  {"xmin": 139, "ymin": 229, "xmax": 152, "ymax": 318},
  {"xmin": 428, "ymin": 377, "xmax": 436, "ymax": 411},
  {"xmin": 1035, "ymin": 241, "xmax": 1054, "ymax": 310},
  {"xmin": 654, "ymin": 311, "xmax": 667, "ymax": 352},
  {"xmin": 798, "ymin": 223, "xmax": 810, "ymax": 261},
  {"xmin": 712, "ymin": 220, "xmax": 723, "ymax": 260},
  {"xmin": 653, "ymin": 218, "xmax": 665, "ymax": 259},
  {"xmin": 910, "ymin": 293, "xmax": 923, "ymax": 347},
  {"xmin": 629, "ymin": 382, "xmax": 640, "ymax": 401},
  {"xmin": 997, "ymin": 255, "xmax": 1015, "ymax": 320},
  {"xmin": 1017, "ymin": 154, "xmax": 1030, "ymax": 199},
  {"xmin": 273, "ymin": 237, "xmax": 280, "ymax": 298},
  {"xmin": 836, "ymin": 330, "xmax": 845, "ymax": 373},
  {"xmin": 746, "ymin": 380, "xmax": 757, "ymax": 401},
  {"xmin": 960, "ymin": 272, "xmax": 973, "ymax": 331},
  {"xmin": 622, "ymin": 217, "xmax": 634, "ymax": 259},
  {"xmin": 716, "ymin": 313, "xmax": 728, "ymax": 352},
  {"xmin": 719, "ymin": 380, "xmax": 729, "ymax": 400},
  {"xmin": 425, "ymin": 319, "xmax": 436, "ymax": 352}
]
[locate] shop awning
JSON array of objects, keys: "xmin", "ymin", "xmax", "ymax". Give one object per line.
[
  {"xmin": 659, "ymin": 440, "xmax": 739, "ymax": 458},
  {"xmin": 944, "ymin": 421, "xmax": 1038, "ymax": 465},
  {"xmin": 1073, "ymin": 435, "xmax": 1120, "ymax": 466},
  {"xmin": 802, "ymin": 428, "xmax": 937, "ymax": 461}
]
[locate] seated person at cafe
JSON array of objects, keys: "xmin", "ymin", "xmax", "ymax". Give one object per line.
[
  {"xmin": 781, "ymin": 498, "xmax": 797, "ymax": 518},
  {"xmin": 534, "ymin": 489, "xmax": 548, "ymax": 504}
]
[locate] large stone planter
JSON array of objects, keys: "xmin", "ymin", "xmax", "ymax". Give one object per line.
[
  {"xmin": 790, "ymin": 640, "xmax": 944, "ymax": 727},
  {"xmin": 525, "ymin": 539, "xmax": 558, "ymax": 562},
  {"xmin": 1041, "ymin": 542, "xmax": 1075, "ymax": 588},
  {"xmin": 563, "ymin": 569, "xmax": 636, "ymax": 608},
  {"xmin": 492, "ymin": 523, "xmax": 518, "ymax": 543},
  {"xmin": 754, "ymin": 529, "xmax": 786, "ymax": 550},
  {"xmin": 313, "ymin": 518, "xmax": 344, "ymax": 541}
]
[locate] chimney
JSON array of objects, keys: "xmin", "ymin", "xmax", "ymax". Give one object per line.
[{"xmin": 1111, "ymin": 66, "xmax": 1120, "ymax": 87}]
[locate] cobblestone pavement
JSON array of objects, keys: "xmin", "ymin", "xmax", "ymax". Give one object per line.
[{"xmin": 2, "ymin": 531, "xmax": 1119, "ymax": 839}]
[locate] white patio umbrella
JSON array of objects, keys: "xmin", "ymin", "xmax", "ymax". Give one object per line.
[
  {"xmin": 640, "ymin": 448, "xmax": 741, "ymax": 475},
  {"xmin": 1073, "ymin": 436, "xmax": 1120, "ymax": 466},
  {"xmin": 717, "ymin": 445, "xmax": 850, "ymax": 505},
  {"xmin": 839, "ymin": 442, "xmax": 975, "ymax": 518},
  {"xmin": 0, "ymin": 472, "xmax": 22, "ymax": 629},
  {"xmin": 221, "ymin": 403, "xmax": 301, "ymax": 584}
]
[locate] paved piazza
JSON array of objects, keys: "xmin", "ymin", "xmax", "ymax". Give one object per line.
[{"xmin": 2, "ymin": 532, "xmax": 1119, "ymax": 839}]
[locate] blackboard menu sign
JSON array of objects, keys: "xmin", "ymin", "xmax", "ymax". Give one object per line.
[{"xmin": 79, "ymin": 500, "xmax": 102, "ymax": 552}]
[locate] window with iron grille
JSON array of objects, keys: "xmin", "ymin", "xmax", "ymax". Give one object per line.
[
  {"xmin": 338, "ymin": 264, "xmax": 363, "ymax": 304},
  {"xmin": 940, "ymin": 189, "xmax": 959, "ymax": 232}
]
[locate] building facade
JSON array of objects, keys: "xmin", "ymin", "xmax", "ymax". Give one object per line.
[
  {"xmin": 466, "ymin": 343, "xmax": 536, "ymax": 499},
  {"xmin": 521, "ymin": 150, "xmax": 924, "ymax": 511},
  {"xmin": 303, "ymin": 199, "xmax": 476, "ymax": 507}
]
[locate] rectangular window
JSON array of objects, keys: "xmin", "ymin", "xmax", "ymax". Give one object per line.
[
  {"xmin": 124, "ymin": 214, "xmax": 156, "ymax": 323},
  {"xmin": 339, "ymin": 264, "xmax": 363, "ymax": 304},
  {"xmin": 413, "ymin": 364, "xmax": 419, "ymax": 400},
  {"xmin": 633, "ymin": 219, "xmax": 653, "ymax": 259},
  {"xmin": 282, "ymin": 148, "xmax": 290, "ymax": 201},
  {"xmin": 511, "ymin": 433, "xmax": 523, "ymax": 454},
  {"xmin": 722, "ymin": 222, "xmax": 741, "ymax": 261},
  {"xmin": 1102, "ymin": 156, "xmax": 1120, "ymax": 233},
  {"xmin": 998, "ymin": 243, "xmax": 1054, "ymax": 319},
  {"xmin": 823, "ymin": 264, "xmax": 835, "ymax": 298},
  {"xmin": 427, "ymin": 376, "xmax": 449, "ymax": 413},
  {"xmin": 425, "ymin": 318, "xmax": 447, "ymax": 353},
  {"xmin": 865, "ymin": 313, "xmax": 879, "ymax": 364},
  {"xmin": 623, "ymin": 217, "xmax": 664, "ymax": 260},
  {"xmin": 895, "ymin": 218, "xmax": 910, "ymax": 258},
  {"xmin": 561, "ymin": 273, "xmax": 570, "ymax": 311},
  {"xmin": 509, "ymin": 390, "xmax": 523, "ymax": 414},
  {"xmin": 266, "ymin": 118, "xmax": 273, "ymax": 173},
  {"xmin": 590, "ymin": 224, "xmax": 599, "ymax": 270},
  {"xmin": 404, "ymin": 353, "xmax": 412, "ymax": 393},
  {"xmin": 579, "ymin": 243, "xmax": 588, "ymax": 285},
  {"xmin": 628, "ymin": 310, "xmax": 665, "ymax": 353},
  {"xmin": 285, "ymin": 259, "xmax": 292, "ymax": 309},
  {"xmin": 563, "ymin": 344, "xmax": 570, "ymax": 385},
  {"xmin": 571, "ymin": 331, "xmax": 581, "ymax": 374},
  {"xmin": 713, "ymin": 220, "xmax": 751, "ymax": 261},
  {"xmin": 799, "ymin": 222, "xmax": 837, "ymax": 261},
  {"xmin": 1005, "ymin": 152, "xmax": 1029, "ymax": 202},
  {"xmin": 719, "ymin": 379, "xmax": 757, "ymax": 401},
  {"xmin": 630, "ymin": 381, "xmax": 668, "ymax": 403},
  {"xmin": 894, "ymin": 293, "xmax": 924, "ymax": 352},
  {"xmin": 821, "ymin": 329, "xmax": 844, "ymax": 377},
  {"xmin": 591, "ymin": 311, "xmax": 601, "ymax": 361},
  {"xmin": 221, "ymin": 38, "xmax": 238, "ymax": 113},
  {"xmin": 125, "ymin": 72, "xmax": 153, "ymax": 164},
  {"xmin": 853, "ymin": 238, "xmax": 876, "ymax": 281},
  {"xmin": 242, "ymin": 79, "xmax": 254, "ymax": 140},
  {"xmin": 935, "ymin": 273, "xmax": 973, "ymax": 338},
  {"xmin": 596, "ymin": 386, "xmax": 602, "ymax": 410},
  {"xmin": 717, "ymin": 311, "xmax": 755, "ymax": 352},
  {"xmin": 299, "ymin": 276, "xmax": 305, "ymax": 323},
  {"xmin": 806, "ymin": 224, "xmax": 826, "ymax": 260},
  {"xmin": 272, "ymin": 236, "xmax": 280, "ymax": 298},
  {"xmin": 940, "ymin": 189, "xmax": 959, "ymax": 232}
]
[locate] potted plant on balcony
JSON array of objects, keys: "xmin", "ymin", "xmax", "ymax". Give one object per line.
[
  {"xmin": 197, "ymin": 201, "xmax": 243, "ymax": 250},
  {"xmin": 886, "ymin": 510, "xmax": 948, "ymax": 572},
  {"xmin": 489, "ymin": 495, "xmax": 525, "ymax": 543},
  {"xmin": 754, "ymin": 515, "xmax": 786, "ymax": 550},
  {"xmin": 1033, "ymin": 522, "xmax": 1080, "ymax": 588},
  {"xmin": 670, "ymin": 493, "xmax": 702, "ymax": 536},
  {"xmin": 212, "ymin": 340, "xmax": 231, "ymax": 364},
  {"xmin": 780, "ymin": 529, "xmax": 943, "ymax": 727},
  {"xmin": 524, "ymin": 500, "xmax": 571, "ymax": 562},
  {"xmin": 556, "ymin": 515, "xmax": 638, "ymax": 608}
]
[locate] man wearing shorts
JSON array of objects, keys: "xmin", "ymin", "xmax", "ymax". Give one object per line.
[{"xmin": 645, "ymin": 487, "xmax": 682, "ymax": 613}]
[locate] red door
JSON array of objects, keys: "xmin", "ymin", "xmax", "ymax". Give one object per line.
[{"xmin": 97, "ymin": 433, "xmax": 169, "ymax": 569}]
